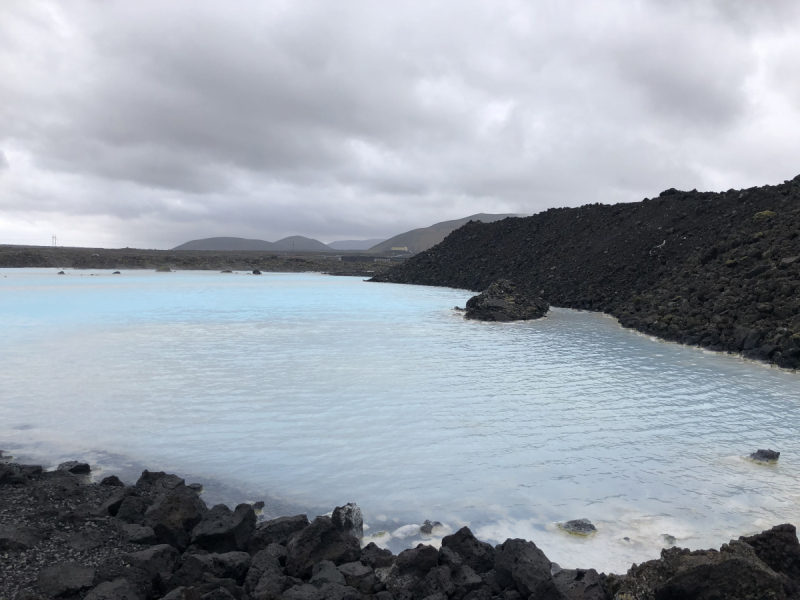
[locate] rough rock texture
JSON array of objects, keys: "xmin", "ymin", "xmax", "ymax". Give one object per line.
[
  {"xmin": 553, "ymin": 568, "xmax": 607, "ymax": 600},
  {"xmin": 494, "ymin": 538, "xmax": 560, "ymax": 598},
  {"xmin": 373, "ymin": 175, "xmax": 800, "ymax": 369},
  {"xmin": 442, "ymin": 527, "xmax": 496, "ymax": 574},
  {"xmin": 247, "ymin": 514, "xmax": 310, "ymax": 554},
  {"xmin": 143, "ymin": 485, "xmax": 208, "ymax": 550},
  {"xmin": 611, "ymin": 539, "xmax": 794, "ymax": 600},
  {"xmin": 37, "ymin": 562, "xmax": 96, "ymax": 597},
  {"xmin": 464, "ymin": 279, "xmax": 549, "ymax": 322},
  {"xmin": 560, "ymin": 519, "xmax": 598, "ymax": 536},
  {"xmin": 740, "ymin": 523, "xmax": 800, "ymax": 582},
  {"xmin": 191, "ymin": 503, "xmax": 257, "ymax": 553},
  {"xmin": 360, "ymin": 541, "xmax": 396, "ymax": 569},
  {"xmin": 331, "ymin": 503, "xmax": 363, "ymax": 540},
  {"xmin": 751, "ymin": 448, "xmax": 781, "ymax": 462},
  {"xmin": 57, "ymin": 461, "xmax": 92, "ymax": 475},
  {"xmin": 285, "ymin": 516, "xmax": 361, "ymax": 579},
  {"xmin": 83, "ymin": 578, "xmax": 142, "ymax": 600}
]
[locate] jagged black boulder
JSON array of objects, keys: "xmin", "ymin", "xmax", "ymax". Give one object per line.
[
  {"xmin": 614, "ymin": 540, "xmax": 793, "ymax": 600},
  {"xmin": 285, "ymin": 515, "xmax": 361, "ymax": 579},
  {"xmin": 142, "ymin": 485, "xmax": 208, "ymax": 550},
  {"xmin": 494, "ymin": 538, "xmax": 560, "ymax": 599},
  {"xmin": 741, "ymin": 524, "xmax": 800, "ymax": 583},
  {"xmin": 464, "ymin": 280, "xmax": 548, "ymax": 322},
  {"xmin": 191, "ymin": 503, "xmax": 257, "ymax": 553},
  {"xmin": 441, "ymin": 527, "xmax": 496, "ymax": 574},
  {"xmin": 247, "ymin": 514, "xmax": 310, "ymax": 554}
]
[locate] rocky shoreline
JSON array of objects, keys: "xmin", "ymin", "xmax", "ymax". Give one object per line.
[
  {"xmin": 4, "ymin": 459, "xmax": 800, "ymax": 600},
  {"xmin": 372, "ymin": 175, "xmax": 800, "ymax": 370}
]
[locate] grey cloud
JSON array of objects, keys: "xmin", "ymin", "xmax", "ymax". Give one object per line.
[
  {"xmin": 1, "ymin": 0, "xmax": 799, "ymax": 248},
  {"xmin": 0, "ymin": 150, "xmax": 8, "ymax": 170}
]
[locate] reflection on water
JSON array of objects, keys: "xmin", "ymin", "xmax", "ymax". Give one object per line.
[{"xmin": 1, "ymin": 269, "xmax": 799, "ymax": 573}]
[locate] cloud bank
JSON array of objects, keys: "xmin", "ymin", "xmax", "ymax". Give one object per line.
[{"xmin": 1, "ymin": 0, "xmax": 799, "ymax": 248}]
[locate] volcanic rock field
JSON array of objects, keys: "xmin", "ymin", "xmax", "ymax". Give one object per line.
[{"xmin": 374, "ymin": 175, "xmax": 800, "ymax": 370}]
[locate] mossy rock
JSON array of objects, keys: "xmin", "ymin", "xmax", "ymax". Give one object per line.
[{"xmin": 753, "ymin": 210, "xmax": 776, "ymax": 221}]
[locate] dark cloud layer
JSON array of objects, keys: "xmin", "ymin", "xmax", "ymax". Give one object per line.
[{"xmin": 1, "ymin": 0, "xmax": 799, "ymax": 248}]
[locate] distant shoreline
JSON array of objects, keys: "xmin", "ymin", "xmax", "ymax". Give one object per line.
[{"xmin": 0, "ymin": 245, "xmax": 395, "ymax": 276}]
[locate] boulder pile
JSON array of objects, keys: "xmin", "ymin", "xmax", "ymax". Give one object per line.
[{"xmin": 4, "ymin": 460, "xmax": 800, "ymax": 599}]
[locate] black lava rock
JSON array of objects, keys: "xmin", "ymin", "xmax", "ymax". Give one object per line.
[
  {"xmin": 750, "ymin": 449, "xmax": 780, "ymax": 463},
  {"xmin": 373, "ymin": 175, "xmax": 800, "ymax": 369},
  {"xmin": 464, "ymin": 279, "xmax": 548, "ymax": 322}
]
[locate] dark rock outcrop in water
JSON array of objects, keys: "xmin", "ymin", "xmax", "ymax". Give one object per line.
[
  {"xmin": 6, "ymin": 460, "xmax": 800, "ymax": 599},
  {"xmin": 751, "ymin": 449, "xmax": 781, "ymax": 463},
  {"xmin": 372, "ymin": 175, "xmax": 800, "ymax": 369},
  {"xmin": 463, "ymin": 279, "xmax": 549, "ymax": 322}
]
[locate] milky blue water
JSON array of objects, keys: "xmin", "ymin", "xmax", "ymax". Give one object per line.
[{"xmin": 2, "ymin": 269, "xmax": 799, "ymax": 572}]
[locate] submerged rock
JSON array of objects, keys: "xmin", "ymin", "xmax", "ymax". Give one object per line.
[
  {"xmin": 420, "ymin": 520, "xmax": 443, "ymax": 535},
  {"xmin": 253, "ymin": 269, "xmax": 262, "ymax": 275},
  {"xmin": 464, "ymin": 280, "xmax": 548, "ymax": 322},
  {"xmin": 559, "ymin": 519, "xmax": 597, "ymax": 536},
  {"xmin": 750, "ymin": 448, "xmax": 781, "ymax": 463}
]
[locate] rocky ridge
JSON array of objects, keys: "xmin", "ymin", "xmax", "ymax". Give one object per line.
[
  {"xmin": 372, "ymin": 175, "xmax": 800, "ymax": 369},
  {"xmin": 4, "ymin": 459, "xmax": 800, "ymax": 599}
]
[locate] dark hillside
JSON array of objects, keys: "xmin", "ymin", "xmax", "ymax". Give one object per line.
[{"xmin": 373, "ymin": 175, "xmax": 800, "ymax": 369}]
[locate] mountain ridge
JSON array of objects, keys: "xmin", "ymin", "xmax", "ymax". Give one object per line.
[{"xmin": 367, "ymin": 213, "xmax": 523, "ymax": 253}]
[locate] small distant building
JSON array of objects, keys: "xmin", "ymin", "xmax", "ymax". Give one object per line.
[{"xmin": 390, "ymin": 246, "xmax": 409, "ymax": 252}]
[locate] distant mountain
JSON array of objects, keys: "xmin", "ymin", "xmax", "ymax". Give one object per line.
[
  {"xmin": 271, "ymin": 236, "xmax": 332, "ymax": 251},
  {"xmin": 173, "ymin": 237, "xmax": 277, "ymax": 251},
  {"xmin": 327, "ymin": 238, "xmax": 386, "ymax": 250},
  {"xmin": 368, "ymin": 213, "xmax": 523, "ymax": 254},
  {"xmin": 173, "ymin": 235, "xmax": 331, "ymax": 252}
]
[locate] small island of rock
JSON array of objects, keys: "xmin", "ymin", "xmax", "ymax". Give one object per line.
[{"xmin": 464, "ymin": 279, "xmax": 549, "ymax": 322}]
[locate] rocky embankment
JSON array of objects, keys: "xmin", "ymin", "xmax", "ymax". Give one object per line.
[
  {"xmin": 4, "ymin": 459, "xmax": 800, "ymax": 599},
  {"xmin": 0, "ymin": 246, "xmax": 391, "ymax": 277},
  {"xmin": 372, "ymin": 175, "xmax": 800, "ymax": 369}
]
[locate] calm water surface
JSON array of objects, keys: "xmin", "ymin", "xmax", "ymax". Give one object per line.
[{"xmin": 1, "ymin": 268, "xmax": 799, "ymax": 573}]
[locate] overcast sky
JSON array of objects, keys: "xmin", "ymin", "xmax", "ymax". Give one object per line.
[{"xmin": 1, "ymin": 1, "xmax": 800, "ymax": 249}]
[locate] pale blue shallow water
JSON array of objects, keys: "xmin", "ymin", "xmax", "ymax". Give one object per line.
[{"xmin": 1, "ymin": 268, "xmax": 799, "ymax": 572}]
